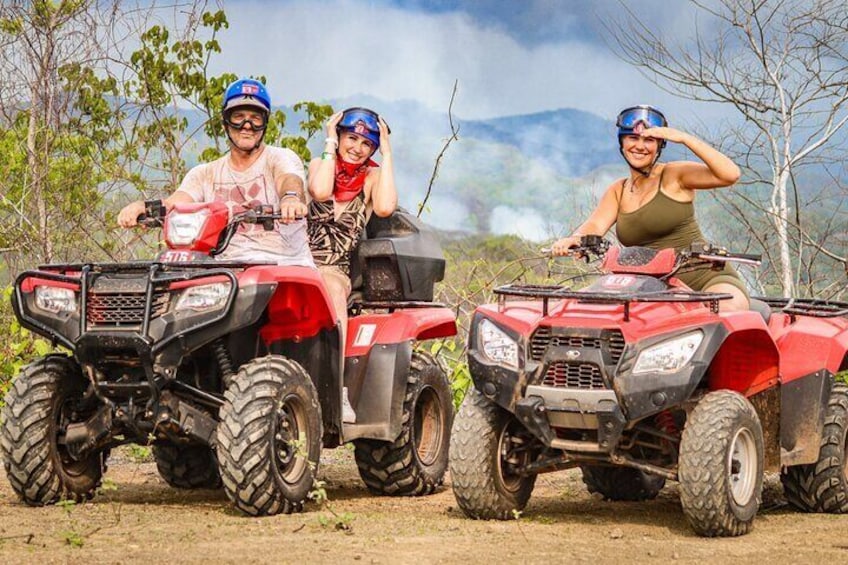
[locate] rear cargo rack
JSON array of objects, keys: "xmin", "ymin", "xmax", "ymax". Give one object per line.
[
  {"xmin": 753, "ymin": 296, "xmax": 848, "ymax": 319},
  {"xmin": 494, "ymin": 283, "xmax": 732, "ymax": 320}
]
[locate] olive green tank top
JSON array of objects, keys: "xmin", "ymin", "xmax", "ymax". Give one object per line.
[{"xmin": 615, "ymin": 174, "xmax": 704, "ymax": 251}]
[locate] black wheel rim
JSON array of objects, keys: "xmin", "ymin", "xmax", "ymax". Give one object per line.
[
  {"xmin": 272, "ymin": 393, "xmax": 309, "ymax": 485},
  {"xmin": 52, "ymin": 392, "xmax": 95, "ymax": 478},
  {"xmin": 497, "ymin": 419, "xmax": 530, "ymax": 493},
  {"xmin": 413, "ymin": 385, "xmax": 444, "ymax": 466}
]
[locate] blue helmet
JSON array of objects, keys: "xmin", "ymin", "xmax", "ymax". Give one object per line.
[
  {"xmin": 222, "ymin": 78, "xmax": 271, "ymax": 116},
  {"xmin": 337, "ymin": 107, "xmax": 388, "ymax": 150},
  {"xmin": 616, "ymin": 105, "xmax": 668, "ymax": 148}
]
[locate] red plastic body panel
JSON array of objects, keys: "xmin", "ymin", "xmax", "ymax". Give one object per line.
[
  {"xmin": 600, "ymin": 246, "xmax": 676, "ymax": 275},
  {"xmin": 20, "ymin": 276, "xmax": 80, "ymax": 292},
  {"xmin": 240, "ymin": 266, "xmax": 337, "ymax": 344},
  {"xmin": 345, "ymin": 307, "xmax": 457, "ymax": 358},
  {"xmin": 164, "ymin": 201, "xmax": 230, "ymax": 253},
  {"xmin": 768, "ymin": 313, "xmax": 848, "ymax": 383}
]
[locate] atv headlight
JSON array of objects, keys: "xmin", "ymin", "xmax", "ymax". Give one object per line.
[
  {"xmin": 633, "ymin": 331, "xmax": 704, "ymax": 375},
  {"xmin": 34, "ymin": 286, "xmax": 77, "ymax": 314},
  {"xmin": 478, "ymin": 318, "xmax": 519, "ymax": 368},
  {"xmin": 166, "ymin": 209, "xmax": 210, "ymax": 246},
  {"xmin": 175, "ymin": 282, "xmax": 231, "ymax": 312}
]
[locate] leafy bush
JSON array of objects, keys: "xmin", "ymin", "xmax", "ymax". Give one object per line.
[{"xmin": 0, "ymin": 286, "xmax": 53, "ymax": 405}]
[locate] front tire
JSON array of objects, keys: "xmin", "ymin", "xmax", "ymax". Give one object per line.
[
  {"xmin": 679, "ymin": 390, "xmax": 763, "ymax": 537},
  {"xmin": 217, "ymin": 355, "xmax": 322, "ymax": 516},
  {"xmin": 354, "ymin": 351, "xmax": 453, "ymax": 496},
  {"xmin": 153, "ymin": 443, "xmax": 222, "ymax": 490},
  {"xmin": 781, "ymin": 382, "xmax": 848, "ymax": 513},
  {"xmin": 581, "ymin": 465, "xmax": 665, "ymax": 501},
  {"xmin": 449, "ymin": 388, "xmax": 538, "ymax": 520},
  {"xmin": 0, "ymin": 355, "xmax": 106, "ymax": 505}
]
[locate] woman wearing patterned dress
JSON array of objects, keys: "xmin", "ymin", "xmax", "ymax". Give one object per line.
[{"xmin": 307, "ymin": 107, "xmax": 397, "ymax": 422}]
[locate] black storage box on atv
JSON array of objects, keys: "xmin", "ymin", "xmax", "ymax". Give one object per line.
[{"xmin": 350, "ymin": 209, "xmax": 446, "ymax": 302}]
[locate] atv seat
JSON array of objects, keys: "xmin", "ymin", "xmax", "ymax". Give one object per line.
[
  {"xmin": 749, "ymin": 298, "xmax": 772, "ymax": 324},
  {"xmin": 348, "ymin": 208, "xmax": 446, "ymax": 305}
]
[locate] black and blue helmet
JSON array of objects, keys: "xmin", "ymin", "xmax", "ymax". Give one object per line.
[{"xmin": 616, "ymin": 105, "xmax": 668, "ymax": 148}]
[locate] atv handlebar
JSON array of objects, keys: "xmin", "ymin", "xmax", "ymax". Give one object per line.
[{"xmin": 684, "ymin": 243, "xmax": 762, "ymax": 266}]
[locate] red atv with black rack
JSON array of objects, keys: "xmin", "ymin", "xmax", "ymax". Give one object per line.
[
  {"xmin": 449, "ymin": 235, "xmax": 848, "ymax": 536},
  {"xmin": 1, "ymin": 200, "xmax": 457, "ymax": 516}
]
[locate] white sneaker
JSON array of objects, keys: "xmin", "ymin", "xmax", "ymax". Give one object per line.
[{"xmin": 342, "ymin": 386, "xmax": 357, "ymax": 424}]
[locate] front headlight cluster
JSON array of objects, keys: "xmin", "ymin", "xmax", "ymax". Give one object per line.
[
  {"xmin": 34, "ymin": 286, "xmax": 77, "ymax": 314},
  {"xmin": 166, "ymin": 209, "xmax": 210, "ymax": 246},
  {"xmin": 478, "ymin": 318, "xmax": 519, "ymax": 368},
  {"xmin": 632, "ymin": 331, "xmax": 703, "ymax": 375},
  {"xmin": 175, "ymin": 282, "xmax": 231, "ymax": 312}
]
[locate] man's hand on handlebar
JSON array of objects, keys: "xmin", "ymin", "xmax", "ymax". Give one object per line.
[
  {"xmin": 279, "ymin": 198, "xmax": 307, "ymax": 224},
  {"xmin": 118, "ymin": 200, "xmax": 146, "ymax": 228}
]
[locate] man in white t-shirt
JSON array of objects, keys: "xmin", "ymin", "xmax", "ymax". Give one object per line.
[{"xmin": 118, "ymin": 78, "xmax": 314, "ymax": 268}]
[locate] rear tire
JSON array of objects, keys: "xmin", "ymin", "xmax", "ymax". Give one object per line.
[
  {"xmin": 0, "ymin": 355, "xmax": 106, "ymax": 505},
  {"xmin": 354, "ymin": 351, "xmax": 453, "ymax": 496},
  {"xmin": 781, "ymin": 382, "xmax": 848, "ymax": 513},
  {"xmin": 153, "ymin": 443, "xmax": 222, "ymax": 490},
  {"xmin": 581, "ymin": 465, "xmax": 665, "ymax": 501},
  {"xmin": 449, "ymin": 388, "xmax": 538, "ymax": 520},
  {"xmin": 217, "ymin": 355, "xmax": 322, "ymax": 516},
  {"xmin": 679, "ymin": 390, "xmax": 763, "ymax": 537}
]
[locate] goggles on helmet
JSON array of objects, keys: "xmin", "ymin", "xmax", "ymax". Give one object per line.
[
  {"xmin": 616, "ymin": 105, "xmax": 667, "ymax": 130},
  {"xmin": 337, "ymin": 107, "xmax": 390, "ymax": 149}
]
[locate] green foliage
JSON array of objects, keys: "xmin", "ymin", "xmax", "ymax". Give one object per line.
[
  {"xmin": 127, "ymin": 444, "xmax": 153, "ymax": 463},
  {"xmin": 430, "ymin": 340, "xmax": 471, "ymax": 408},
  {"xmin": 0, "ymin": 287, "xmax": 53, "ymax": 405}
]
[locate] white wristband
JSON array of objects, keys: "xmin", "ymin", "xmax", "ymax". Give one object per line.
[{"xmin": 324, "ymin": 138, "xmax": 338, "ymax": 147}]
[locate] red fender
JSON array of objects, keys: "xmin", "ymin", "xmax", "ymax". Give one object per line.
[
  {"xmin": 346, "ymin": 307, "xmax": 457, "ymax": 358},
  {"xmin": 240, "ymin": 266, "xmax": 337, "ymax": 344}
]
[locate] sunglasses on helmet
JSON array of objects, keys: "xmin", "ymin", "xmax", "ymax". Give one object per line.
[
  {"xmin": 339, "ymin": 107, "xmax": 391, "ymax": 134},
  {"xmin": 616, "ymin": 106, "xmax": 667, "ymax": 129}
]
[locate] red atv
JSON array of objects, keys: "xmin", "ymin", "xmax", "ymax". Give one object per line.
[
  {"xmin": 449, "ymin": 236, "xmax": 848, "ymax": 536},
  {"xmin": 1, "ymin": 200, "xmax": 456, "ymax": 515}
]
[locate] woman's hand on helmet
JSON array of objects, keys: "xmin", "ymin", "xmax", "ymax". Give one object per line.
[
  {"xmin": 641, "ymin": 126, "xmax": 685, "ymax": 144},
  {"xmin": 377, "ymin": 117, "xmax": 391, "ymax": 156},
  {"xmin": 326, "ymin": 111, "xmax": 344, "ymax": 140},
  {"xmin": 551, "ymin": 235, "xmax": 582, "ymax": 257}
]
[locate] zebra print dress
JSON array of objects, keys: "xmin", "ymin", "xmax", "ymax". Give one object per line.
[{"xmin": 307, "ymin": 191, "xmax": 367, "ymax": 276}]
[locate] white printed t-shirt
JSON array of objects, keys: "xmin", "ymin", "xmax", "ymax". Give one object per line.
[{"xmin": 175, "ymin": 145, "xmax": 315, "ymax": 267}]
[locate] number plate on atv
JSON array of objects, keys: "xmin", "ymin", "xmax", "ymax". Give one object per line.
[{"xmin": 158, "ymin": 250, "xmax": 209, "ymax": 263}]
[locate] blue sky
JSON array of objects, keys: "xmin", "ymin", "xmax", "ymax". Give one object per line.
[{"xmin": 212, "ymin": 0, "xmax": 722, "ymax": 124}]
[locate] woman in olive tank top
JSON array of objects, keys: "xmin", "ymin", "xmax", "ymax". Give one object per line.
[{"xmin": 551, "ymin": 105, "xmax": 749, "ymax": 312}]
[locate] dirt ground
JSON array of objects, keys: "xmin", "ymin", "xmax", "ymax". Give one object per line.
[{"xmin": 1, "ymin": 448, "xmax": 847, "ymax": 564}]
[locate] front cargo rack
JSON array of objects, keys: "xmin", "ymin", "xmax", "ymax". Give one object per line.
[
  {"xmin": 753, "ymin": 297, "xmax": 848, "ymax": 319},
  {"xmin": 494, "ymin": 283, "xmax": 733, "ymax": 320}
]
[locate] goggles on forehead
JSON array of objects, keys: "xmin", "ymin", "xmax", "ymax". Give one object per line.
[
  {"xmin": 616, "ymin": 106, "xmax": 667, "ymax": 130},
  {"xmin": 339, "ymin": 107, "xmax": 391, "ymax": 134}
]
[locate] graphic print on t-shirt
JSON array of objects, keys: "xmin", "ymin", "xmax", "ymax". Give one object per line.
[{"xmin": 213, "ymin": 174, "xmax": 271, "ymax": 234}]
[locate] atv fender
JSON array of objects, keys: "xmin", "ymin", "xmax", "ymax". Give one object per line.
[{"xmin": 342, "ymin": 307, "xmax": 456, "ymax": 442}]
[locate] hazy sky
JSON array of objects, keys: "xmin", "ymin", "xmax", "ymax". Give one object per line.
[{"xmin": 211, "ymin": 0, "xmax": 724, "ymax": 123}]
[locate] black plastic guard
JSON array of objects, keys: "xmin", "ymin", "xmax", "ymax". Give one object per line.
[
  {"xmin": 781, "ymin": 369, "xmax": 832, "ymax": 466},
  {"xmin": 341, "ymin": 341, "xmax": 412, "ymax": 442},
  {"xmin": 614, "ymin": 323, "xmax": 728, "ymax": 420}
]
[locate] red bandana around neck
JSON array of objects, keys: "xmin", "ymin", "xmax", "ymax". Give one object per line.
[{"xmin": 334, "ymin": 157, "xmax": 378, "ymax": 202}]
